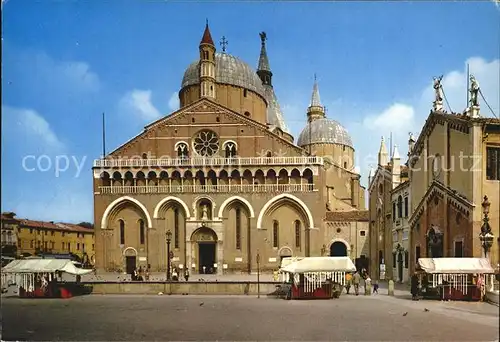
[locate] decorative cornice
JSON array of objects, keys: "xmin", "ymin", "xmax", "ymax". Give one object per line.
[{"xmin": 409, "ymin": 112, "xmax": 472, "ymax": 168}]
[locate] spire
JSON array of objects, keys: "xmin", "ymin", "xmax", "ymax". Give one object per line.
[
  {"xmin": 392, "ymin": 144, "xmax": 400, "ymax": 160},
  {"xmin": 378, "ymin": 136, "xmax": 388, "ymax": 166},
  {"xmin": 200, "ymin": 20, "xmax": 214, "ymax": 46},
  {"xmin": 310, "ymin": 74, "xmax": 322, "ymax": 107},
  {"xmin": 257, "ymin": 31, "xmax": 271, "ymax": 72},
  {"xmin": 307, "ymin": 74, "xmax": 325, "ymax": 122}
]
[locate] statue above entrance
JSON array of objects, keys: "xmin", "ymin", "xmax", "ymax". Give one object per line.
[{"xmin": 202, "ymin": 204, "xmax": 209, "ymax": 220}]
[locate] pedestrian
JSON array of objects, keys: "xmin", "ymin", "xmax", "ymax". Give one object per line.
[
  {"xmin": 184, "ymin": 268, "xmax": 190, "ymax": 281},
  {"xmin": 352, "ymin": 271, "xmax": 361, "ymax": 296},
  {"xmin": 411, "ymin": 273, "xmax": 419, "ymax": 301},
  {"xmin": 372, "ymin": 278, "xmax": 379, "ymax": 294},
  {"xmin": 345, "ymin": 272, "xmax": 353, "ymax": 294}
]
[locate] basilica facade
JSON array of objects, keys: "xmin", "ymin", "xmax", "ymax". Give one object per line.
[{"xmin": 92, "ymin": 24, "xmax": 369, "ymax": 274}]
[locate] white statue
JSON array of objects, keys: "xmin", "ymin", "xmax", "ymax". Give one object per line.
[
  {"xmin": 433, "ymin": 75, "xmax": 443, "ymax": 102},
  {"xmin": 201, "ymin": 205, "xmax": 208, "ymax": 220},
  {"xmin": 469, "ymin": 75, "xmax": 480, "ymax": 107},
  {"xmin": 432, "ymin": 75, "xmax": 444, "ymax": 111}
]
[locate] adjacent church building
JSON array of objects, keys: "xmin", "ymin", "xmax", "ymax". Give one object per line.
[{"xmin": 92, "ymin": 24, "xmax": 369, "ymax": 274}]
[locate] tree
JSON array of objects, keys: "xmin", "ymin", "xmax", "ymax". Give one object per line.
[{"xmin": 77, "ymin": 222, "xmax": 94, "ymax": 229}]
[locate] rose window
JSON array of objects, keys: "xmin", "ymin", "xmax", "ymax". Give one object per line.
[{"xmin": 193, "ymin": 130, "xmax": 219, "ymax": 156}]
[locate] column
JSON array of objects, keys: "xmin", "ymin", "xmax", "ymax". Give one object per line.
[{"xmin": 217, "ymin": 240, "xmax": 224, "ymax": 275}]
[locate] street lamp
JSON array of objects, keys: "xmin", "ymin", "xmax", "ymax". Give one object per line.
[
  {"xmin": 166, "ymin": 230, "xmax": 172, "ymax": 281},
  {"xmin": 479, "ymin": 196, "xmax": 494, "ymax": 259},
  {"xmin": 256, "ymin": 250, "xmax": 260, "ymax": 298}
]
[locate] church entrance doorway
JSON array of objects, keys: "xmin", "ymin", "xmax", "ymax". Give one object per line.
[
  {"xmin": 191, "ymin": 227, "xmax": 218, "ymax": 274},
  {"xmin": 125, "ymin": 256, "xmax": 136, "ymax": 274},
  {"xmin": 330, "ymin": 242, "xmax": 347, "ymax": 257},
  {"xmin": 199, "ymin": 242, "xmax": 216, "ymax": 274},
  {"xmin": 397, "ymin": 251, "xmax": 403, "ymax": 282}
]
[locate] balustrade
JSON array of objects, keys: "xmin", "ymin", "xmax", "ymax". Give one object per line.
[
  {"xmin": 98, "ymin": 183, "xmax": 317, "ymax": 195},
  {"xmin": 93, "ymin": 156, "xmax": 323, "ymax": 168}
]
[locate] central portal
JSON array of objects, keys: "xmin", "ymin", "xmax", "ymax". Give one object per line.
[
  {"xmin": 191, "ymin": 226, "xmax": 218, "ymax": 274},
  {"xmin": 199, "ymin": 242, "xmax": 216, "ymax": 274}
]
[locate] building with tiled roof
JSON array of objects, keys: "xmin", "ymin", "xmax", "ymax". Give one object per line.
[{"xmin": 2, "ymin": 213, "xmax": 95, "ymax": 261}]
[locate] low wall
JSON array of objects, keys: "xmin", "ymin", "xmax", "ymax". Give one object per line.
[{"xmin": 83, "ymin": 281, "xmax": 279, "ymax": 296}]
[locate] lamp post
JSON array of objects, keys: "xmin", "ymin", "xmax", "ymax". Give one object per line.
[
  {"xmin": 479, "ymin": 196, "xmax": 494, "ymax": 259},
  {"xmin": 166, "ymin": 230, "xmax": 172, "ymax": 281},
  {"xmin": 256, "ymin": 250, "xmax": 260, "ymax": 298}
]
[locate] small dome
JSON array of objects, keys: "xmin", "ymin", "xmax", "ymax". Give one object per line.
[
  {"xmin": 297, "ymin": 118, "xmax": 353, "ymax": 148},
  {"xmin": 181, "ymin": 53, "xmax": 266, "ymax": 99}
]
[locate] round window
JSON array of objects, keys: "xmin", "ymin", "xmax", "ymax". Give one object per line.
[{"xmin": 193, "ymin": 130, "xmax": 219, "ymax": 156}]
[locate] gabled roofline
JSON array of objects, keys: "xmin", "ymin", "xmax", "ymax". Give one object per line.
[
  {"xmin": 408, "ymin": 180, "xmax": 475, "ymax": 228},
  {"xmin": 107, "ymin": 97, "xmax": 309, "ymax": 157}
]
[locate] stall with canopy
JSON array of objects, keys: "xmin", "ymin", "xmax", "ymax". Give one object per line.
[
  {"xmin": 280, "ymin": 257, "xmax": 356, "ymax": 299},
  {"xmin": 416, "ymin": 257, "xmax": 494, "ymax": 301},
  {"xmin": 2, "ymin": 258, "xmax": 92, "ymax": 298}
]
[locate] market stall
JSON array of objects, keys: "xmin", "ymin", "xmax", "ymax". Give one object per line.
[
  {"xmin": 416, "ymin": 257, "xmax": 495, "ymax": 301},
  {"xmin": 1, "ymin": 258, "xmax": 92, "ymax": 298},
  {"xmin": 280, "ymin": 257, "xmax": 356, "ymax": 300}
]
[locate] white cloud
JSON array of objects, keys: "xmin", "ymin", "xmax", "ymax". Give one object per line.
[
  {"xmin": 2, "ymin": 105, "xmax": 64, "ymax": 150},
  {"xmin": 168, "ymin": 92, "xmax": 180, "ymax": 111},
  {"xmin": 363, "ymin": 103, "xmax": 415, "ymax": 133},
  {"xmin": 30, "ymin": 51, "xmax": 101, "ymax": 92},
  {"xmin": 120, "ymin": 89, "xmax": 161, "ymax": 121}
]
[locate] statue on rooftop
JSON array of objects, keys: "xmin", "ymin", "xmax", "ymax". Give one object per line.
[{"xmin": 469, "ymin": 75, "xmax": 480, "ymax": 107}]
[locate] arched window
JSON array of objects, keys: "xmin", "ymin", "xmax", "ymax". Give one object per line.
[
  {"xmin": 139, "ymin": 219, "xmax": 145, "ymax": 245},
  {"xmin": 404, "ymin": 197, "xmax": 409, "ymax": 217},
  {"xmin": 119, "ymin": 220, "xmax": 125, "ymax": 245},
  {"xmin": 176, "ymin": 143, "xmax": 188, "ymax": 159},
  {"xmin": 224, "ymin": 142, "xmax": 237, "ymax": 158},
  {"xmin": 174, "ymin": 208, "xmax": 179, "ymax": 249},
  {"xmin": 203, "ymin": 51, "xmax": 209, "ymax": 60},
  {"xmin": 397, "ymin": 195, "xmax": 403, "ymax": 218},
  {"xmin": 235, "ymin": 208, "xmax": 241, "ymax": 250},
  {"xmin": 273, "ymin": 220, "xmax": 279, "ymax": 248},
  {"xmin": 294, "ymin": 220, "xmax": 301, "ymax": 248}
]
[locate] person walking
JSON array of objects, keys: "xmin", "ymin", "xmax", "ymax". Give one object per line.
[
  {"xmin": 353, "ymin": 271, "xmax": 361, "ymax": 296},
  {"xmin": 411, "ymin": 273, "xmax": 419, "ymax": 301},
  {"xmin": 345, "ymin": 272, "xmax": 353, "ymax": 294},
  {"xmin": 372, "ymin": 278, "xmax": 379, "ymax": 294}
]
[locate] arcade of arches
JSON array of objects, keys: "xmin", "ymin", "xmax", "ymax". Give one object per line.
[{"xmin": 95, "ymin": 194, "xmax": 369, "ymax": 274}]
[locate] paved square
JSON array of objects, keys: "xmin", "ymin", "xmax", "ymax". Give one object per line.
[{"xmin": 2, "ymin": 294, "xmax": 498, "ymax": 341}]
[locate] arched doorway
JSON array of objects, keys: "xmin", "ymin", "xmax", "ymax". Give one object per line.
[
  {"xmin": 330, "ymin": 242, "xmax": 348, "ymax": 257},
  {"xmin": 123, "ymin": 247, "xmax": 138, "ymax": 274},
  {"xmin": 278, "ymin": 246, "xmax": 293, "ymax": 262},
  {"xmin": 192, "ymin": 227, "xmax": 217, "ymax": 274}
]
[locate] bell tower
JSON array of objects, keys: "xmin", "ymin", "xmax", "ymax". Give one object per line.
[{"xmin": 199, "ymin": 21, "xmax": 216, "ymax": 99}]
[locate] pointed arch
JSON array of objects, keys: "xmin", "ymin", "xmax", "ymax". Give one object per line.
[
  {"xmin": 257, "ymin": 193, "xmax": 314, "ymax": 230},
  {"xmin": 218, "ymin": 196, "xmax": 255, "ymax": 218},
  {"xmin": 153, "ymin": 196, "xmax": 191, "ymax": 219},
  {"xmin": 101, "ymin": 196, "xmax": 152, "ymax": 229}
]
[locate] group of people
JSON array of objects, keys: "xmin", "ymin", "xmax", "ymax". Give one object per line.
[
  {"xmin": 131, "ymin": 265, "xmax": 150, "ymax": 281},
  {"xmin": 344, "ymin": 268, "xmax": 379, "ymax": 295}
]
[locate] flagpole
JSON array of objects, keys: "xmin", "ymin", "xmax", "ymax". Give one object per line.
[
  {"xmin": 102, "ymin": 112, "xmax": 106, "ymax": 158},
  {"xmin": 466, "ymin": 64, "xmax": 470, "ymax": 108}
]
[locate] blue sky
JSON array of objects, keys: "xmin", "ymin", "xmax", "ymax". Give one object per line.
[{"xmin": 2, "ymin": 1, "xmax": 499, "ymax": 223}]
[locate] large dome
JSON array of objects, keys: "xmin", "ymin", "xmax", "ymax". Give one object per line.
[
  {"xmin": 181, "ymin": 53, "xmax": 266, "ymax": 99},
  {"xmin": 297, "ymin": 118, "xmax": 353, "ymax": 148}
]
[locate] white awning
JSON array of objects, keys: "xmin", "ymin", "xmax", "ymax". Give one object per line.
[
  {"xmin": 417, "ymin": 258, "xmax": 495, "ymax": 274},
  {"xmin": 281, "ymin": 257, "xmax": 356, "ymax": 273},
  {"xmin": 2, "ymin": 258, "xmax": 92, "ymax": 276},
  {"xmin": 279, "ymin": 256, "xmax": 305, "ymax": 270}
]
